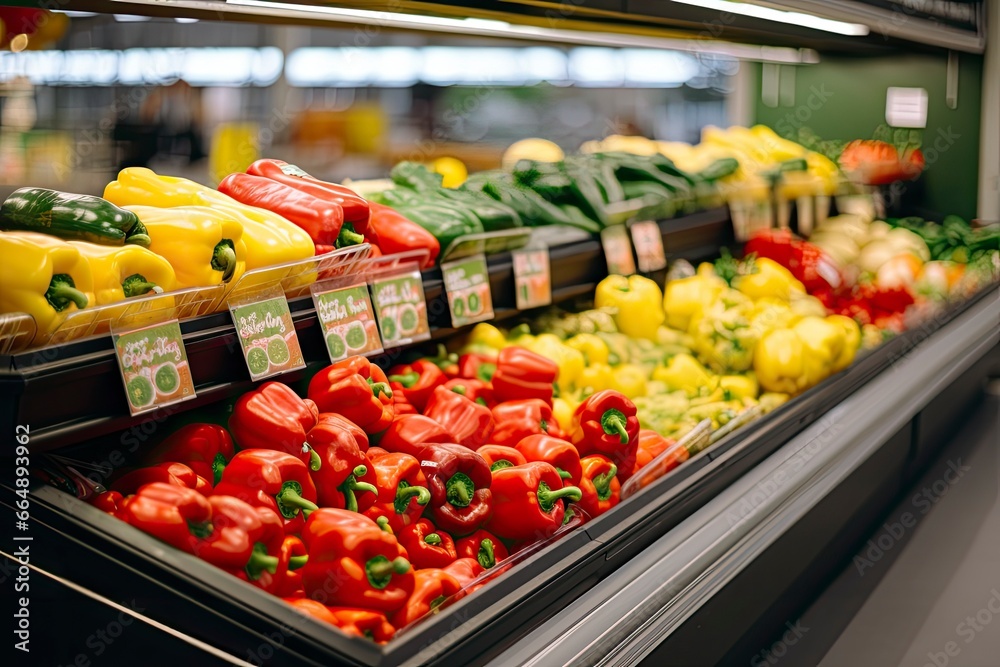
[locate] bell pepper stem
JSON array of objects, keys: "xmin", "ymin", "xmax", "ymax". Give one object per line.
[
  {"xmin": 336, "ymin": 225, "xmax": 365, "ymax": 248},
  {"xmin": 365, "ymin": 555, "xmax": 411, "ymax": 589},
  {"xmin": 212, "ymin": 241, "xmax": 237, "ymax": 282},
  {"xmin": 121, "ymin": 273, "xmax": 160, "ymax": 298},
  {"xmin": 445, "ymin": 473, "xmax": 474, "ymax": 508},
  {"xmin": 288, "ymin": 554, "xmax": 308, "ymax": 570},
  {"xmin": 388, "ymin": 372, "xmax": 420, "ymax": 388},
  {"xmin": 339, "ymin": 465, "xmax": 378, "ymax": 513},
  {"xmin": 556, "ymin": 468, "xmax": 573, "ymax": 480},
  {"xmin": 477, "ymin": 538, "xmax": 496, "ymax": 569},
  {"xmin": 394, "ymin": 483, "xmax": 431, "ymax": 512},
  {"xmin": 302, "ymin": 443, "xmax": 322, "ymax": 472},
  {"xmin": 424, "ymin": 533, "xmax": 442, "ymax": 546},
  {"xmin": 367, "ymin": 377, "xmax": 393, "ymax": 399},
  {"xmin": 211, "ymin": 453, "xmax": 227, "ymax": 487},
  {"xmin": 450, "ymin": 385, "xmax": 468, "ymax": 396},
  {"xmin": 376, "ymin": 516, "xmax": 392, "ymax": 533},
  {"xmin": 537, "ymin": 481, "xmax": 583, "ymax": 513},
  {"xmin": 46, "ymin": 274, "xmax": 88, "ymax": 311},
  {"xmin": 244, "ymin": 543, "xmax": 279, "ymax": 581},
  {"xmin": 593, "ymin": 464, "xmax": 617, "ymax": 501},
  {"xmin": 275, "ymin": 481, "xmax": 319, "ymax": 520},
  {"xmin": 601, "ymin": 409, "xmax": 630, "ymax": 444}
]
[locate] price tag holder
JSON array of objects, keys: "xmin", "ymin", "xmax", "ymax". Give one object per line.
[
  {"xmin": 112, "ymin": 319, "xmax": 197, "ymax": 415},
  {"xmin": 370, "ymin": 268, "xmax": 431, "ymax": 347},
  {"xmin": 630, "ymin": 220, "xmax": 667, "ymax": 273},
  {"xmin": 229, "ymin": 287, "xmax": 305, "ymax": 380},
  {"xmin": 512, "ymin": 247, "xmax": 552, "ymax": 310},
  {"xmin": 311, "ymin": 279, "xmax": 383, "ymax": 363},
  {"xmin": 441, "ymin": 254, "xmax": 494, "ymax": 327},
  {"xmin": 601, "ymin": 225, "xmax": 636, "ymax": 276}
]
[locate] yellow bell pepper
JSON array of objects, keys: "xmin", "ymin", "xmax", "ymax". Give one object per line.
[
  {"xmin": 789, "ymin": 293, "xmax": 829, "ymax": 319},
  {"xmin": 749, "ymin": 298, "xmax": 800, "ymax": 337},
  {"xmin": 69, "ymin": 242, "xmax": 176, "ymax": 305},
  {"xmin": 529, "ymin": 333, "xmax": 584, "ymax": 391},
  {"xmin": 0, "ymin": 232, "xmax": 94, "ymax": 344},
  {"xmin": 753, "ymin": 328, "xmax": 806, "ymax": 394},
  {"xmin": 594, "ymin": 274, "xmax": 664, "ymax": 340},
  {"xmin": 826, "ymin": 314, "xmax": 861, "ymax": 372},
  {"xmin": 663, "ymin": 272, "xmax": 725, "ymax": 332},
  {"xmin": 465, "ymin": 322, "xmax": 507, "ymax": 351},
  {"xmin": 105, "ymin": 168, "xmax": 314, "ymax": 271},
  {"xmin": 720, "ymin": 373, "xmax": 759, "ymax": 401},
  {"xmin": 609, "ymin": 363, "xmax": 648, "ymax": 398},
  {"xmin": 688, "ymin": 288, "xmax": 757, "ymax": 373},
  {"xmin": 551, "ymin": 395, "xmax": 580, "ymax": 433},
  {"xmin": 652, "ymin": 353, "xmax": 716, "ymax": 397},
  {"xmin": 126, "ymin": 206, "xmax": 247, "ymax": 289},
  {"xmin": 566, "ymin": 333, "xmax": 610, "ymax": 366},
  {"xmin": 578, "ymin": 363, "xmax": 614, "ymax": 393},
  {"xmin": 732, "ymin": 257, "xmax": 805, "ymax": 301},
  {"xmin": 792, "ymin": 316, "xmax": 845, "ymax": 389}
]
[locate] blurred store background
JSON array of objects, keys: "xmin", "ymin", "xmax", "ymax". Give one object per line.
[{"xmin": 0, "ymin": 9, "xmax": 736, "ymax": 197}]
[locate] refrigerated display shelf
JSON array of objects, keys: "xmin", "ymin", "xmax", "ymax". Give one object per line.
[
  {"xmin": 0, "ymin": 207, "xmax": 730, "ymax": 452},
  {"xmin": 4, "ymin": 283, "xmax": 996, "ymax": 667}
]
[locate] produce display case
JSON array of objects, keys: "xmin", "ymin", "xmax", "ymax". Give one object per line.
[{"xmin": 1, "ymin": 2, "xmax": 997, "ymax": 666}]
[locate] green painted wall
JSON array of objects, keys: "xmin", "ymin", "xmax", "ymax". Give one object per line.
[{"xmin": 751, "ymin": 53, "xmax": 984, "ymax": 220}]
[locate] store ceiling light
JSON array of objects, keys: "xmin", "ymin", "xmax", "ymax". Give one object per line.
[{"xmin": 669, "ymin": 0, "xmax": 869, "ymax": 37}]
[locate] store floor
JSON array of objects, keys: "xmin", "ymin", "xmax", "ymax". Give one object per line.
[{"xmin": 771, "ymin": 385, "xmax": 1000, "ymax": 667}]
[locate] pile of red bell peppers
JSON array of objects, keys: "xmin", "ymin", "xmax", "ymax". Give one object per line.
[{"xmin": 88, "ymin": 348, "xmax": 655, "ymax": 643}]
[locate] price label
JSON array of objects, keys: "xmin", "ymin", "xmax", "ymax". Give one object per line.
[
  {"xmin": 312, "ymin": 281, "xmax": 383, "ymax": 363},
  {"xmin": 630, "ymin": 220, "xmax": 667, "ymax": 272},
  {"xmin": 601, "ymin": 225, "xmax": 636, "ymax": 276},
  {"xmin": 512, "ymin": 248, "xmax": 552, "ymax": 310},
  {"xmin": 112, "ymin": 319, "xmax": 196, "ymax": 415},
  {"xmin": 229, "ymin": 294, "xmax": 305, "ymax": 380},
  {"xmin": 371, "ymin": 269, "xmax": 431, "ymax": 346},
  {"xmin": 442, "ymin": 254, "xmax": 494, "ymax": 327}
]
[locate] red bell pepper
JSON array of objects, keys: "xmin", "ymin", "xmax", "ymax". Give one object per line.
[
  {"xmin": 219, "ymin": 172, "xmax": 351, "ymax": 247},
  {"xmin": 147, "ymin": 423, "xmax": 235, "ymax": 486},
  {"xmin": 491, "ymin": 399, "xmax": 561, "ymax": 447},
  {"xmin": 577, "ymin": 455, "xmax": 620, "ymax": 518},
  {"xmin": 476, "ymin": 444, "xmax": 527, "ymax": 472},
  {"xmin": 300, "ymin": 509, "xmax": 414, "ymax": 613},
  {"xmin": 634, "ymin": 429, "xmax": 684, "ymax": 472},
  {"xmin": 308, "ymin": 356, "xmax": 395, "ymax": 433},
  {"xmin": 229, "ymin": 382, "xmax": 322, "ymax": 471},
  {"xmin": 306, "ymin": 413, "xmax": 379, "ymax": 512},
  {"xmin": 283, "ymin": 599, "xmax": 397, "ymax": 643},
  {"xmin": 569, "ymin": 390, "xmax": 640, "ymax": 481},
  {"xmin": 442, "ymin": 557, "xmax": 485, "ymax": 591},
  {"xmin": 492, "ymin": 346, "xmax": 558, "ymax": 405},
  {"xmin": 515, "ymin": 434, "xmax": 582, "ymax": 485},
  {"xmin": 455, "ymin": 529, "xmax": 508, "ymax": 570},
  {"xmin": 396, "ymin": 518, "xmax": 458, "ymax": 569},
  {"xmin": 744, "ymin": 229, "xmax": 844, "ymax": 296},
  {"xmin": 457, "ymin": 352, "xmax": 496, "ymax": 382},
  {"xmin": 423, "ymin": 385, "xmax": 494, "ymax": 450},
  {"xmin": 391, "ymin": 569, "xmax": 462, "ymax": 630},
  {"xmin": 378, "ymin": 414, "xmax": 452, "ymax": 459},
  {"xmin": 89, "ymin": 490, "xmax": 123, "ymax": 515},
  {"xmin": 386, "ymin": 359, "xmax": 447, "ymax": 412},
  {"xmin": 112, "ymin": 462, "xmax": 211, "ymax": 496},
  {"xmin": 421, "ymin": 443, "xmax": 494, "ymax": 536},
  {"xmin": 442, "ymin": 378, "xmax": 495, "ymax": 407},
  {"xmin": 120, "ymin": 484, "xmax": 285, "ymax": 578},
  {"xmin": 487, "ymin": 462, "xmax": 581, "ymax": 542},
  {"xmin": 367, "ymin": 202, "xmax": 439, "ymax": 269},
  {"xmin": 392, "ymin": 391, "xmax": 419, "ymax": 416},
  {"xmin": 246, "ymin": 159, "xmax": 370, "ymax": 231},
  {"xmin": 361, "ymin": 452, "xmax": 432, "ymax": 533},
  {"xmin": 213, "ymin": 449, "xmax": 320, "ymax": 534}
]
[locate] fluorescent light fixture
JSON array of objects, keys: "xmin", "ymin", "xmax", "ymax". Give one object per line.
[
  {"xmin": 51, "ymin": 11, "xmax": 99, "ymax": 18},
  {"xmin": 112, "ymin": 14, "xmax": 152, "ymax": 22},
  {"xmin": 669, "ymin": 0, "xmax": 869, "ymax": 36},
  {"xmin": 175, "ymin": 17, "xmax": 200, "ymax": 23},
  {"xmin": 223, "ymin": 0, "xmax": 812, "ymax": 64}
]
